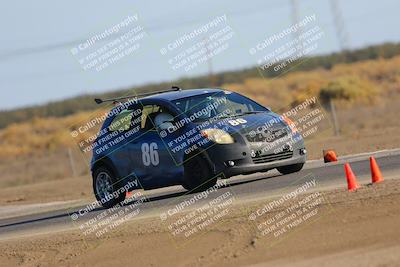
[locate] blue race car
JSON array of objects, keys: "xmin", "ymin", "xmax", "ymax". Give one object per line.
[{"xmin": 91, "ymin": 87, "xmax": 306, "ymax": 207}]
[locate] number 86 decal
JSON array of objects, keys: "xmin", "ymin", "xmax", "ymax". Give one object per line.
[
  {"xmin": 228, "ymin": 118, "xmax": 247, "ymax": 126},
  {"xmin": 141, "ymin": 142, "xmax": 159, "ymax": 166}
]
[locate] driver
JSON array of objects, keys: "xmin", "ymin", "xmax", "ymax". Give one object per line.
[{"xmin": 154, "ymin": 112, "xmax": 174, "ymax": 130}]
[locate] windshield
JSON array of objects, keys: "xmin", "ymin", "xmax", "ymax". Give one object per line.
[{"xmin": 172, "ymin": 91, "xmax": 269, "ymax": 122}]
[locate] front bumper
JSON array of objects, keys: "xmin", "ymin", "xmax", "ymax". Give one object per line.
[{"xmin": 204, "ymin": 133, "xmax": 306, "ymax": 178}]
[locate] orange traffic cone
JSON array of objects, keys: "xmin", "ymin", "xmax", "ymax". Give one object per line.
[
  {"xmin": 344, "ymin": 163, "xmax": 360, "ymax": 191},
  {"xmin": 323, "ymin": 149, "xmax": 338, "ymax": 163},
  {"xmin": 370, "ymin": 156, "xmax": 384, "ymax": 183}
]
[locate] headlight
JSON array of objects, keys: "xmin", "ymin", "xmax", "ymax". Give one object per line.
[
  {"xmin": 201, "ymin": 128, "xmax": 234, "ymax": 144},
  {"xmin": 281, "ymin": 116, "xmax": 298, "ymax": 133}
]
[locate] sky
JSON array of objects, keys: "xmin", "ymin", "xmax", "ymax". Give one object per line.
[{"xmin": 0, "ymin": 0, "xmax": 399, "ymax": 110}]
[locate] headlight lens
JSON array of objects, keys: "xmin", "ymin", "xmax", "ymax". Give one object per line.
[
  {"xmin": 201, "ymin": 128, "xmax": 234, "ymax": 144},
  {"xmin": 281, "ymin": 116, "xmax": 298, "ymax": 133}
]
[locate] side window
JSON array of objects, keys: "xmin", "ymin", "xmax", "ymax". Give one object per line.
[
  {"xmin": 109, "ymin": 110, "xmax": 133, "ymax": 132},
  {"xmin": 140, "ymin": 104, "xmax": 175, "ymax": 131},
  {"xmin": 141, "ymin": 105, "xmax": 160, "ymax": 130}
]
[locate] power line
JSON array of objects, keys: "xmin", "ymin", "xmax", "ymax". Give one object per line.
[{"xmin": 0, "ymin": 1, "xmax": 287, "ymax": 62}]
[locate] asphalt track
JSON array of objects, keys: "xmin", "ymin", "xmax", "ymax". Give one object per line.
[{"xmin": 0, "ymin": 149, "xmax": 399, "ymax": 240}]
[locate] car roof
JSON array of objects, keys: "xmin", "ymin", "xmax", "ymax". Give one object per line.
[
  {"xmin": 142, "ymin": 88, "xmax": 225, "ymax": 101},
  {"xmin": 107, "ymin": 88, "xmax": 226, "ymax": 116}
]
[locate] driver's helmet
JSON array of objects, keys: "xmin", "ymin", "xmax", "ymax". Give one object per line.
[{"xmin": 154, "ymin": 113, "xmax": 174, "ymax": 130}]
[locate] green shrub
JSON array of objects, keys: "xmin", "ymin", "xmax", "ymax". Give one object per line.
[{"xmin": 319, "ymin": 76, "xmax": 378, "ymax": 103}]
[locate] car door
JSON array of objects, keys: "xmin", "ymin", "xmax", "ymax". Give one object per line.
[
  {"xmin": 105, "ymin": 108, "xmax": 142, "ymax": 184},
  {"xmin": 126, "ymin": 102, "xmax": 183, "ymax": 189}
]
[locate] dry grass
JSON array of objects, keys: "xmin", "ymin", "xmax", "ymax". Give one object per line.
[
  {"xmin": 1, "ymin": 56, "xmax": 400, "ymax": 192},
  {"xmin": 225, "ymin": 55, "xmax": 400, "ymax": 111}
]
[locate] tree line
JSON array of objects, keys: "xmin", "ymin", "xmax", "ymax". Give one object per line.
[{"xmin": 1, "ymin": 42, "xmax": 400, "ymax": 129}]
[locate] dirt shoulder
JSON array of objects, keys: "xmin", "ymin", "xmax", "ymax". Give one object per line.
[
  {"xmin": 1, "ymin": 178, "xmax": 400, "ymax": 267},
  {"xmin": 0, "ymin": 175, "xmax": 93, "ymax": 206}
]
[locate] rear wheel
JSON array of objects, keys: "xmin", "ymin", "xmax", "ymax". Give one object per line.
[
  {"xmin": 277, "ymin": 163, "xmax": 304, "ymax": 175},
  {"xmin": 182, "ymin": 156, "xmax": 217, "ymax": 192},
  {"xmin": 93, "ymin": 166, "xmax": 126, "ymax": 208}
]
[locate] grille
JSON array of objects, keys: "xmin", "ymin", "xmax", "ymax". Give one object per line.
[
  {"xmin": 245, "ymin": 128, "xmax": 288, "ymax": 143},
  {"xmin": 252, "ymin": 151, "xmax": 293, "ymax": 164}
]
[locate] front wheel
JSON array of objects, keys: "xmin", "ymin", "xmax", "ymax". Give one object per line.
[
  {"xmin": 182, "ymin": 156, "xmax": 217, "ymax": 192},
  {"xmin": 277, "ymin": 163, "xmax": 304, "ymax": 175},
  {"xmin": 93, "ymin": 166, "xmax": 126, "ymax": 208}
]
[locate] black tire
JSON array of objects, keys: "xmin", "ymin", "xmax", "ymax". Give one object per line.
[
  {"xmin": 277, "ymin": 163, "xmax": 304, "ymax": 175},
  {"xmin": 92, "ymin": 166, "xmax": 126, "ymax": 208},
  {"xmin": 182, "ymin": 156, "xmax": 217, "ymax": 192}
]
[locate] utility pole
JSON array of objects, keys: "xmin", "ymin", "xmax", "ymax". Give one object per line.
[
  {"xmin": 203, "ymin": 37, "xmax": 214, "ymax": 86},
  {"xmin": 330, "ymin": 0, "xmax": 350, "ymax": 51},
  {"xmin": 329, "ymin": 98, "xmax": 340, "ymax": 136},
  {"xmin": 290, "ymin": 0, "xmax": 304, "ymax": 56},
  {"xmin": 68, "ymin": 148, "xmax": 78, "ymax": 177}
]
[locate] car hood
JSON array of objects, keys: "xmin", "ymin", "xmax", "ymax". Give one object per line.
[{"xmin": 198, "ymin": 111, "xmax": 288, "ymax": 134}]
